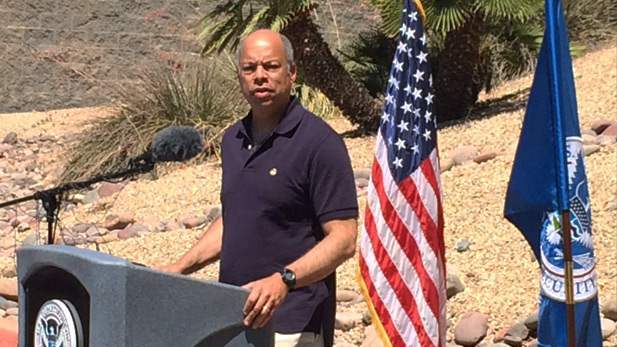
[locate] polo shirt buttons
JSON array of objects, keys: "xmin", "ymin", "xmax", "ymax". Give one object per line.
[{"xmin": 269, "ymin": 168, "xmax": 277, "ymax": 176}]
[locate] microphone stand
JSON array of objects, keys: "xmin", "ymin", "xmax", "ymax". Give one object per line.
[{"xmin": 0, "ymin": 159, "xmax": 154, "ymax": 245}]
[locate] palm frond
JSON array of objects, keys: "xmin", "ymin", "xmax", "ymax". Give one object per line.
[
  {"xmin": 424, "ymin": 0, "xmax": 471, "ymax": 33},
  {"xmin": 472, "ymin": 0, "xmax": 541, "ymax": 21}
]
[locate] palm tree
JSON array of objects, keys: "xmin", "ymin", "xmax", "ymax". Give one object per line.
[
  {"xmin": 369, "ymin": 0, "xmax": 541, "ymax": 122},
  {"xmin": 194, "ymin": 0, "xmax": 382, "ymax": 130}
]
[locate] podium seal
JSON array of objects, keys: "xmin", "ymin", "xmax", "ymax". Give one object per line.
[{"xmin": 34, "ymin": 299, "xmax": 83, "ymax": 347}]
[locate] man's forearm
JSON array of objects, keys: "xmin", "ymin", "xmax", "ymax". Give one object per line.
[
  {"xmin": 173, "ymin": 216, "xmax": 223, "ymax": 275},
  {"xmin": 286, "ymin": 218, "xmax": 358, "ymax": 288}
]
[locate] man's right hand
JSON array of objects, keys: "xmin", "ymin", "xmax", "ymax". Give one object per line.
[{"xmin": 153, "ymin": 264, "xmax": 182, "ymax": 274}]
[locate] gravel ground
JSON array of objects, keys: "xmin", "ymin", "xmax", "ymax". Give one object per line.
[{"xmin": 0, "ymin": 45, "xmax": 615, "ymax": 346}]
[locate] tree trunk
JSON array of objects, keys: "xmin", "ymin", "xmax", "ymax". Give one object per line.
[
  {"xmin": 282, "ymin": 12, "xmax": 382, "ymax": 131},
  {"xmin": 434, "ymin": 12, "xmax": 485, "ymax": 122}
]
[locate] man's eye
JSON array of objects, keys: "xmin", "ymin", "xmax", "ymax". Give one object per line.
[
  {"xmin": 242, "ymin": 65, "xmax": 256, "ymax": 73},
  {"xmin": 264, "ymin": 64, "xmax": 280, "ymax": 71}
]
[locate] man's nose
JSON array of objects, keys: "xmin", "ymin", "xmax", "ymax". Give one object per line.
[{"xmin": 254, "ymin": 65, "xmax": 267, "ymax": 79}]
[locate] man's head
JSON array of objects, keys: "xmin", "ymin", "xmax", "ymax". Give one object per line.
[{"xmin": 237, "ymin": 30, "xmax": 297, "ymax": 117}]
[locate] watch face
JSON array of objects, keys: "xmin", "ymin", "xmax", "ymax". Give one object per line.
[{"xmin": 34, "ymin": 299, "xmax": 83, "ymax": 347}]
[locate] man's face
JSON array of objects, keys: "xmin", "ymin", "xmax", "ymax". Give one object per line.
[{"xmin": 238, "ymin": 33, "xmax": 296, "ymax": 113}]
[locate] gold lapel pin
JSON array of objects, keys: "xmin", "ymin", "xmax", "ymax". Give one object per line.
[{"xmin": 269, "ymin": 168, "xmax": 278, "ymax": 176}]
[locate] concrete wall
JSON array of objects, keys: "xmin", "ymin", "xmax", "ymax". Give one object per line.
[{"xmin": 0, "ymin": 0, "xmax": 379, "ymax": 113}]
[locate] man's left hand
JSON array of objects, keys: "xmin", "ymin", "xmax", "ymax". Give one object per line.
[{"xmin": 242, "ymin": 272, "xmax": 288, "ymax": 329}]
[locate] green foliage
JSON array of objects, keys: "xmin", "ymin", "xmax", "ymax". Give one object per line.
[
  {"xmin": 339, "ymin": 27, "xmax": 397, "ymax": 97},
  {"xmin": 292, "ymin": 84, "xmax": 343, "ymax": 120},
  {"xmin": 193, "ymin": 0, "xmax": 317, "ymax": 56},
  {"xmin": 60, "ymin": 57, "xmax": 246, "ymax": 182},
  {"xmin": 562, "ymin": 0, "xmax": 617, "ymax": 44}
]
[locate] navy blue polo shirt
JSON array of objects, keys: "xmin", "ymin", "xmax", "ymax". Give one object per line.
[{"xmin": 219, "ymin": 97, "xmax": 358, "ymax": 344}]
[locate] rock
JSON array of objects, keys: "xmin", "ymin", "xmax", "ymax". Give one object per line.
[
  {"xmin": 183, "ymin": 216, "xmax": 208, "ymax": 229},
  {"xmin": 206, "ymin": 205, "xmax": 222, "ymax": 220},
  {"xmin": 163, "ymin": 219, "xmax": 182, "ymax": 232},
  {"xmin": 104, "ymin": 213, "xmax": 135, "ymax": 230},
  {"xmin": 337, "ymin": 289, "xmax": 362, "ymax": 303},
  {"xmin": 602, "ymin": 318, "xmax": 617, "ymax": 340},
  {"xmin": 354, "ymin": 168, "xmax": 372, "ymax": 180},
  {"xmin": 447, "ymin": 274, "xmax": 465, "ymax": 299},
  {"xmin": 524, "ymin": 311, "xmax": 538, "ymax": 331},
  {"xmin": 128, "ymin": 224, "xmax": 149, "ymax": 234},
  {"xmin": 355, "ymin": 178, "xmax": 369, "ymax": 189},
  {"xmin": 86, "ymin": 225, "xmax": 108, "ymax": 237},
  {"xmin": 0, "ymin": 299, "xmax": 17, "ymax": 310},
  {"xmin": 2, "ymin": 132, "xmax": 18, "ymax": 145},
  {"xmin": 335, "ymin": 311, "xmax": 361, "ymax": 331},
  {"xmin": 86, "ymin": 235, "xmax": 103, "ymax": 243},
  {"xmin": 473, "ymin": 151, "xmax": 498, "ymax": 164},
  {"xmin": 602, "ymin": 295, "xmax": 617, "ymax": 321},
  {"xmin": 582, "ymin": 133, "xmax": 597, "ymax": 145},
  {"xmin": 457, "ymin": 240, "xmax": 471, "ymax": 252},
  {"xmin": 22, "ymin": 232, "xmax": 39, "ymax": 246},
  {"xmin": 100, "ymin": 233, "xmax": 119, "ymax": 243},
  {"xmin": 440, "ymin": 157, "xmax": 455, "ymax": 173},
  {"xmin": 597, "ymin": 134, "xmax": 617, "ymax": 146},
  {"xmin": 527, "ymin": 339, "xmax": 538, "ymax": 347},
  {"xmin": 504, "ymin": 322, "xmax": 529, "ymax": 346},
  {"xmin": 142, "ymin": 215, "xmax": 161, "ymax": 233},
  {"xmin": 454, "ymin": 312, "xmax": 489, "ymax": 346},
  {"xmin": 493, "ymin": 327, "xmax": 509, "ymax": 343},
  {"xmin": 1, "ymin": 264, "xmax": 16, "ymax": 278},
  {"xmin": 0, "ymin": 278, "xmax": 18, "ymax": 301},
  {"xmin": 592, "ymin": 119, "xmax": 615, "ymax": 135},
  {"xmin": 97, "ymin": 181, "xmax": 128, "ymax": 198},
  {"xmin": 360, "ymin": 325, "xmax": 385, "ymax": 347},
  {"xmin": 362, "ymin": 310, "xmax": 371, "ymax": 325},
  {"xmin": 601, "ymin": 123, "xmax": 617, "ymax": 137},
  {"xmin": 583, "ymin": 144, "xmax": 600, "ymax": 156},
  {"xmin": 82, "ymin": 190, "xmax": 101, "ymax": 205},
  {"xmin": 451, "ymin": 146, "xmax": 479, "ymax": 165},
  {"xmin": 71, "ymin": 193, "xmax": 85, "ymax": 204},
  {"xmin": 117, "ymin": 227, "xmax": 135, "ymax": 240},
  {"xmin": 5, "ymin": 307, "xmax": 17, "ymax": 316}
]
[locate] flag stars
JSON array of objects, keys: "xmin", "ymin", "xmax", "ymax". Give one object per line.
[
  {"xmin": 394, "ymin": 138, "xmax": 406, "ymax": 151},
  {"xmin": 420, "ymin": 33, "xmax": 426, "ymax": 45},
  {"xmin": 393, "ymin": 157, "xmax": 403, "ymax": 169},
  {"xmin": 385, "ymin": 94, "xmax": 394, "ymax": 105},
  {"xmin": 416, "ymin": 51, "xmax": 428, "ymax": 64},
  {"xmin": 394, "ymin": 59, "xmax": 404, "ymax": 72},
  {"xmin": 399, "ymin": 23, "xmax": 407, "ymax": 34},
  {"xmin": 424, "ymin": 111, "xmax": 432, "ymax": 123},
  {"xmin": 413, "ymin": 69, "xmax": 424, "ymax": 82},
  {"xmin": 404, "ymin": 84, "xmax": 413, "ymax": 95},
  {"xmin": 388, "ymin": 75, "xmax": 398, "ymax": 87},
  {"xmin": 401, "ymin": 101, "xmax": 413, "ymax": 114},
  {"xmin": 405, "ymin": 28, "xmax": 416, "ymax": 40},
  {"xmin": 425, "ymin": 92, "xmax": 434, "ymax": 106},
  {"xmin": 423, "ymin": 129, "xmax": 432, "ymax": 141},
  {"xmin": 411, "ymin": 143, "xmax": 420, "ymax": 155},
  {"xmin": 412, "ymin": 87, "xmax": 422, "ymax": 100},
  {"xmin": 408, "ymin": 11, "xmax": 418, "ymax": 22},
  {"xmin": 381, "ymin": 112, "xmax": 390, "ymax": 123},
  {"xmin": 397, "ymin": 41, "xmax": 408, "ymax": 53},
  {"xmin": 412, "ymin": 108, "xmax": 421, "ymax": 119},
  {"xmin": 429, "ymin": 74, "xmax": 433, "ymax": 87},
  {"xmin": 412, "ymin": 124, "xmax": 420, "ymax": 134},
  {"xmin": 397, "ymin": 120, "xmax": 410, "ymax": 132}
]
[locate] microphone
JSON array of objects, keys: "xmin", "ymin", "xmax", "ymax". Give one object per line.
[{"xmin": 132, "ymin": 126, "xmax": 204, "ymax": 165}]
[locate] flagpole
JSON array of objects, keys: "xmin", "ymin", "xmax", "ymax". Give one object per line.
[{"xmin": 561, "ymin": 210, "xmax": 576, "ymax": 346}]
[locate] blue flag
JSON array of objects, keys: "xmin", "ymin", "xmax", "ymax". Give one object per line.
[{"xmin": 503, "ymin": 0, "xmax": 602, "ymax": 346}]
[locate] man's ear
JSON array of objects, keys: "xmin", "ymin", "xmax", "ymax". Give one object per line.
[{"xmin": 289, "ymin": 63, "xmax": 297, "ymax": 83}]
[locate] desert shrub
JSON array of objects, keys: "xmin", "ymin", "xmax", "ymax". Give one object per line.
[
  {"xmin": 292, "ymin": 84, "xmax": 343, "ymax": 120},
  {"xmin": 60, "ymin": 57, "xmax": 246, "ymax": 182}
]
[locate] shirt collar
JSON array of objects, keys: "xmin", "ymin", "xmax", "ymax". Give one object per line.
[{"xmin": 239, "ymin": 96, "xmax": 303, "ymax": 139}]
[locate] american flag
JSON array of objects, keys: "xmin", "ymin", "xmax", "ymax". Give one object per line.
[{"xmin": 357, "ymin": 0, "xmax": 447, "ymax": 346}]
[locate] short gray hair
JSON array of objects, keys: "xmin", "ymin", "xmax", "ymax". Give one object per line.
[{"xmin": 237, "ymin": 32, "xmax": 295, "ymax": 73}]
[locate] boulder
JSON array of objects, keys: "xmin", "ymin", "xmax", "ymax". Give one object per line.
[
  {"xmin": 454, "ymin": 312, "xmax": 489, "ymax": 346},
  {"xmin": 0, "ymin": 278, "xmax": 18, "ymax": 301},
  {"xmin": 602, "ymin": 294, "xmax": 617, "ymax": 321},
  {"xmin": 450, "ymin": 146, "xmax": 479, "ymax": 165},
  {"xmin": 447, "ymin": 274, "xmax": 465, "ymax": 299}
]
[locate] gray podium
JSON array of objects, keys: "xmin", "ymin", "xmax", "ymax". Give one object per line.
[{"xmin": 17, "ymin": 245, "xmax": 274, "ymax": 347}]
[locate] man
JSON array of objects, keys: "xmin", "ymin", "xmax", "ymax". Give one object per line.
[{"xmin": 157, "ymin": 29, "xmax": 359, "ymax": 347}]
